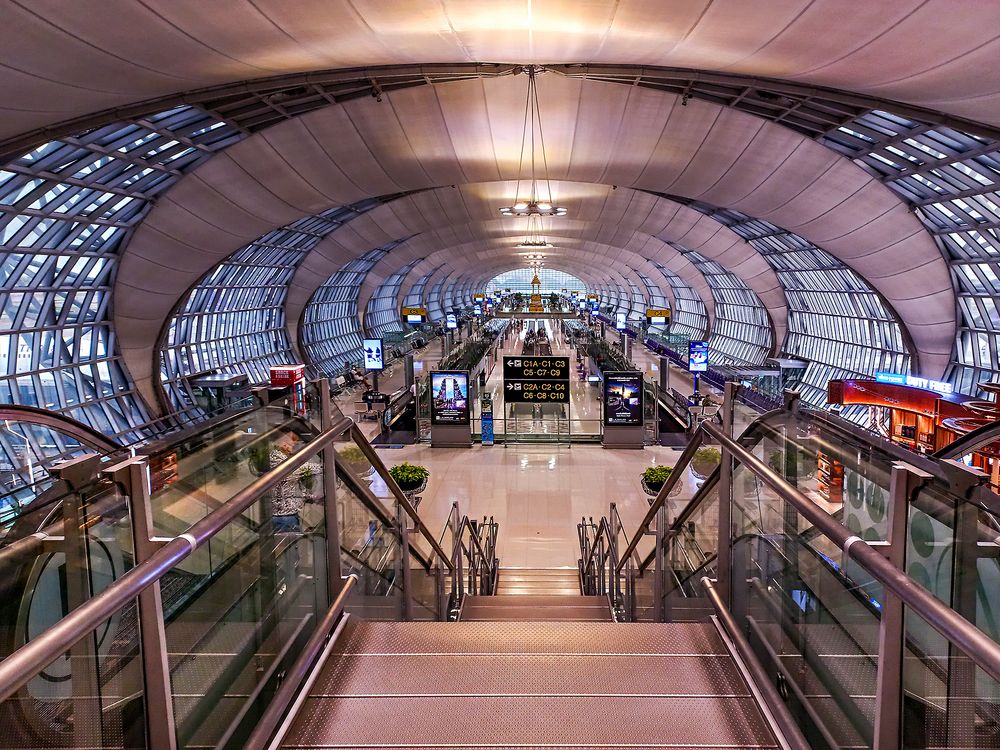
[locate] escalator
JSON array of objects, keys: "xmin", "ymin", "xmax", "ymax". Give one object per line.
[{"xmin": 580, "ymin": 392, "xmax": 1000, "ymax": 748}]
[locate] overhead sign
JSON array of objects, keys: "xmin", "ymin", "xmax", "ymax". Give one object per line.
[
  {"xmin": 503, "ymin": 355, "xmax": 570, "ymax": 403},
  {"xmin": 474, "ymin": 294, "xmax": 485, "ymax": 302},
  {"xmin": 688, "ymin": 341, "xmax": 709, "ymax": 373},
  {"xmin": 646, "ymin": 308, "xmax": 671, "ymax": 324},
  {"xmin": 875, "ymin": 372, "xmax": 954, "ymax": 395},
  {"xmin": 604, "ymin": 371, "xmax": 643, "ymax": 426},
  {"xmin": 402, "ymin": 306, "xmax": 427, "ymax": 323},
  {"xmin": 363, "ymin": 338, "xmax": 384, "ymax": 370}
]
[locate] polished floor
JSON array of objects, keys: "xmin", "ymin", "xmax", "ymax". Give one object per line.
[
  {"xmin": 372, "ymin": 440, "xmax": 708, "ymax": 569},
  {"xmin": 349, "ymin": 317, "xmax": 731, "ymax": 568}
]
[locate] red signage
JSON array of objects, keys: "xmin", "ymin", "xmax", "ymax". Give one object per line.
[{"xmin": 269, "ymin": 364, "xmax": 305, "ymax": 387}]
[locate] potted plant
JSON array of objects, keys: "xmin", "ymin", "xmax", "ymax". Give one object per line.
[
  {"xmin": 690, "ymin": 446, "xmax": 722, "ymax": 480},
  {"xmin": 641, "ymin": 465, "xmax": 674, "ymax": 497},
  {"xmin": 299, "ymin": 464, "xmax": 318, "ymax": 494},
  {"xmin": 389, "ymin": 462, "xmax": 429, "ymax": 495},
  {"xmin": 338, "ymin": 444, "xmax": 371, "ymax": 475},
  {"xmin": 767, "ymin": 448, "xmax": 816, "ymax": 479}
]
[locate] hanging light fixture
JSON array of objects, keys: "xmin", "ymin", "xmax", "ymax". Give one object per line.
[
  {"xmin": 500, "ymin": 67, "xmax": 567, "ymax": 218},
  {"xmin": 516, "ymin": 213, "xmax": 555, "ymax": 248}
]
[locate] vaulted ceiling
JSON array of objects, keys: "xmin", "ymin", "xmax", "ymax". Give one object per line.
[{"xmin": 1, "ymin": 0, "xmax": 998, "ymax": 425}]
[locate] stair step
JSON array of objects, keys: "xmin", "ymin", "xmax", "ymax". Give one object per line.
[
  {"xmin": 280, "ymin": 621, "xmax": 776, "ymax": 748},
  {"xmin": 461, "ymin": 595, "xmax": 612, "ymax": 622}
]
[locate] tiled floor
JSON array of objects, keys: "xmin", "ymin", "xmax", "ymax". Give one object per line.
[
  {"xmin": 372, "ymin": 440, "xmax": 712, "ymax": 569},
  {"xmin": 352, "ymin": 318, "xmax": 730, "ymax": 568}
]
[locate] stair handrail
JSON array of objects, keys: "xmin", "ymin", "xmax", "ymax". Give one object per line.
[
  {"xmin": 616, "ymin": 427, "xmax": 708, "ymax": 573},
  {"xmin": 348, "ymin": 422, "xmax": 454, "ymax": 573},
  {"xmin": 700, "ymin": 418, "xmax": 1000, "ymax": 685},
  {"xmin": 0, "ymin": 415, "xmax": 354, "ymax": 703}
]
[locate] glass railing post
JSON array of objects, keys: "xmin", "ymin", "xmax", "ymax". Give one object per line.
[
  {"xmin": 104, "ymin": 455, "xmax": 178, "ymax": 750},
  {"xmin": 655, "ymin": 502, "xmax": 667, "ymax": 622},
  {"xmin": 51, "ymin": 454, "xmax": 106, "ymax": 749},
  {"xmin": 716, "ymin": 381, "xmax": 738, "ymax": 606},
  {"xmin": 396, "ymin": 502, "xmax": 413, "ymax": 621},
  {"xmin": 451, "ymin": 504, "xmax": 462, "ymax": 600},
  {"xmin": 319, "ymin": 379, "xmax": 343, "ymax": 601},
  {"xmin": 874, "ymin": 462, "xmax": 929, "ymax": 749}
]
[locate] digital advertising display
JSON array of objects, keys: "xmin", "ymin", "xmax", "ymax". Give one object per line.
[
  {"xmin": 430, "ymin": 371, "xmax": 470, "ymax": 425},
  {"xmin": 590, "ymin": 300, "xmax": 600, "ymax": 311},
  {"xmin": 474, "ymin": 304, "xmax": 482, "ymax": 316},
  {"xmin": 362, "ymin": 338, "xmax": 384, "ymax": 370},
  {"xmin": 603, "ymin": 371, "xmax": 643, "ymax": 426},
  {"xmin": 688, "ymin": 341, "xmax": 709, "ymax": 373},
  {"xmin": 615, "ymin": 312, "xmax": 627, "ymax": 331},
  {"xmin": 446, "ymin": 313, "xmax": 458, "ymax": 330}
]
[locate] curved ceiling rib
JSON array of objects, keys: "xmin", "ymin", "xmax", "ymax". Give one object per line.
[
  {"xmin": 112, "ymin": 74, "xmax": 950, "ymax": 410},
  {"xmin": 314, "ymin": 185, "xmax": 777, "ymax": 340},
  {"xmin": 3, "ymin": 0, "xmax": 1000, "ymax": 147}
]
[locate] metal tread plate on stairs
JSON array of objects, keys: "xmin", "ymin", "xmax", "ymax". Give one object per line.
[
  {"xmin": 332, "ymin": 621, "xmax": 732, "ymax": 655},
  {"xmin": 308, "ymin": 653, "xmax": 752, "ymax": 696},
  {"xmin": 463, "ymin": 595, "xmax": 606, "ymax": 605},
  {"xmin": 282, "ymin": 694, "xmax": 778, "ymax": 748}
]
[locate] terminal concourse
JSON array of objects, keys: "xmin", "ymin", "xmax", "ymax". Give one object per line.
[{"xmin": 0, "ymin": 3, "xmax": 1000, "ymax": 750}]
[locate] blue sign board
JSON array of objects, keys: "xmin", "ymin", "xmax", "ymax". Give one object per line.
[
  {"xmin": 688, "ymin": 341, "xmax": 709, "ymax": 373},
  {"xmin": 481, "ymin": 394, "xmax": 494, "ymax": 446}
]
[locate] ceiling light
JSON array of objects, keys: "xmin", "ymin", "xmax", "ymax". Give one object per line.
[{"xmin": 500, "ymin": 66, "xmax": 567, "ymax": 219}]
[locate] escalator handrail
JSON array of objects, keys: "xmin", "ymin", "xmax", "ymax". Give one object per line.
[
  {"xmin": 0, "ymin": 404, "xmax": 122, "ymax": 454},
  {"xmin": 933, "ymin": 418, "xmax": 1000, "ymax": 461},
  {"xmin": 0, "ymin": 415, "xmax": 354, "ymax": 703},
  {"xmin": 700, "ymin": 418, "xmax": 1000, "ymax": 685}
]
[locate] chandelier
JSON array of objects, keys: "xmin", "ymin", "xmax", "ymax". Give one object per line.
[
  {"xmin": 500, "ymin": 67, "xmax": 567, "ymax": 218},
  {"xmin": 516, "ymin": 213, "xmax": 554, "ymax": 248}
]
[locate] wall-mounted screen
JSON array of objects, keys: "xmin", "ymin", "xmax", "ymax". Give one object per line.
[
  {"xmin": 688, "ymin": 341, "xmax": 709, "ymax": 373},
  {"xmin": 430, "ymin": 371, "xmax": 470, "ymax": 425},
  {"xmin": 406, "ymin": 314, "xmax": 424, "ymax": 323},
  {"xmin": 362, "ymin": 338, "xmax": 384, "ymax": 370},
  {"xmin": 603, "ymin": 371, "xmax": 643, "ymax": 426}
]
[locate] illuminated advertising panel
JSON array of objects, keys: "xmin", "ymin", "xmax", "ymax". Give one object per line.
[
  {"xmin": 603, "ymin": 371, "xmax": 643, "ymax": 426},
  {"xmin": 430, "ymin": 371, "xmax": 470, "ymax": 425}
]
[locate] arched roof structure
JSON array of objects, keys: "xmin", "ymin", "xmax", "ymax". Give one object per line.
[{"xmin": 0, "ymin": 0, "xmax": 998, "ymax": 436}]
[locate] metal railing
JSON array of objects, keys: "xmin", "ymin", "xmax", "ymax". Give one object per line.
[
  {"xmin": 581, "ymin": 384, "xmax": 1000, "ymax": 749},
  {"xmin": 0, "ymin": 378, "xmax": 493, "ymax": 750}
]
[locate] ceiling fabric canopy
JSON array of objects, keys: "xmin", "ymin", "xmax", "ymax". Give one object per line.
[
  {"xmin": 113, "ymin": 72, "xmax": 952, "ymax": 407},
  {"xmin": 3, "ymin": 0, "xmax": 1000, "ymax": 144}
]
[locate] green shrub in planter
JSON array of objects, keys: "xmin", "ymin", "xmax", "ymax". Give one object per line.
[
  {"xmin": 299, "ymin": 465, "xmax": 318, "ymax": 493},
  {"xmin": 767, "ymin": 448, "xmax": 817, "ymax": 478},
  {"xmin": 389, "ymin": 462, "xmax": 430, "ymax": 492},
  {"xmin": 642, "ymin": 465, "xmax": 674, "ymax": 492},
  {"xmin": 338, "ymin": 445, "xmax": 369, "ymax": 472},
  {"xmin": 691, "ymin": 446, "xmax": 722, "ymax": 479}
]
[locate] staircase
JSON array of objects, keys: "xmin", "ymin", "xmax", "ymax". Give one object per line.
[
  {"xmin": 278, "ymin": 619, "xmax": 781, "ymax": 749},
  {"xmin": 461, "ymin": 566, "xmax": 613, "ymax": 621}
]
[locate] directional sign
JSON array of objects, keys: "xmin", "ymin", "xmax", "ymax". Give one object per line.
[
  {"xmin": 504, "ymin": 380, "xmax": 569, "ymax": 402},
  {"xmin": 503, "ymin": 355, "xmax": 570, "ymax": 403},
  {"xmin": 502, "ymin": 356, "xmax": 570, "ymax": 381}
]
